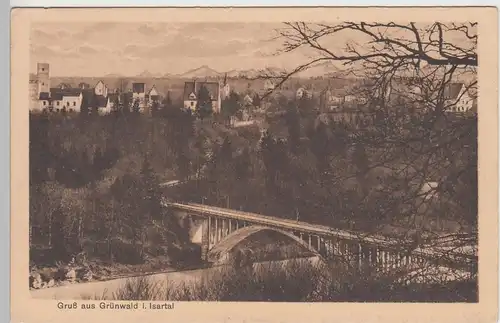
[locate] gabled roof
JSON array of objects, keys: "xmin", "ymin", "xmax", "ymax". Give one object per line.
[
  {"xmin": 50, "ymin": 88, "xmax": 64, "ymax": 101},
  {"xmin": 443, "ymin": 83, "xmax": 464, "ymax": 100},
  {"xmin": 49, "ymin": 87, "xmax": 82, "ymax": 100},
  {"xmin": 62, "ymin": 88, "xmax": 82, "ymax": 97},
  {"xmin": 148, "ymin": 85, "xmax": 159, "ymax": 96},
  {"xmin": 39, "ymin": 92, "xmax": 50, "ymax": 100},
  {"xmin": 132, "ymin": 82, "xmax": 145, "ymax": 94}
]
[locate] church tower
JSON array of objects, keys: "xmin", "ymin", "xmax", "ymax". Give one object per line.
[{"xmin": 36, "ymin": 63, "xmax": 50, "ymax": 94}]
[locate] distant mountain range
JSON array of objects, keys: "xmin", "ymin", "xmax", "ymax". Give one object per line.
[
  {"xmin": 130, "ymin": 63, "xmax": 344, "ymax": 79},
  {"xmin": 56, "ymin": 62, "xmax": 477, "ymax": 82},
  {"xmin": 178, "ymin": 65, "xmax": 221, "ymax": 78}
]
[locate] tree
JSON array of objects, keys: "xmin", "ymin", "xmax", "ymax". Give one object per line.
[
  {"xmin": 284, "ymin": 101, "xmax": 301, "ymax": 154},
  {"xmin": 132, "ymin": 99, "xmax": 140, "ymax": 114},
  {"xmin": 221, "ymin": 91, "xmax": 241, "ymax": 118},
  {"xmin": 252, "ymin": 93, "xmax": 261, "ymax": 107},
  {"xmin": 50, "ymin": 206, "xmax": 70, "ymax": 261},
  {"xmin": 151, "ymin": 100, "xmax": 160, "ymax": 117},
  {"xmin": 111, "ymin": 94, "xmax": 120, "ymax": 114},
  {"xmin": 140, "ymin": 155, "xmax": 162, "ymax": 222},
  {"xmin": 265, "ymin": 21, "xmax": 478, "ymax": 284},
  {"xmin": 29, "ymin": 113, "xmax": 50, "ymax": 184},
  {"xmin": 235, "ymin": 147, "xmax": 252, "ymax": 182},
  {"xmin": 195, "ymin": 85, "xmax": 213, "ymax": 120},
  {"xmin": 121, "ymin": 93, "xmax": 131, "ymax": 114}
]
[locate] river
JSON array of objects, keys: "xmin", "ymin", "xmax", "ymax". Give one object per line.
[{"xmin": 31, "ymin": 257, "xmax": 322, "ymax": 300}]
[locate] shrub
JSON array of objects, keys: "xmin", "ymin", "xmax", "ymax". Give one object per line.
[{"xmin": 99, "ymin": 258, "xmax": 477, "ymax": 302}]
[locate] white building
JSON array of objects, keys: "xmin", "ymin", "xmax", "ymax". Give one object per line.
[
  {"xmin": 295, "ymin": 87, "xmax": 312, "ymax": 100},
  {"xmin": 344, "ymin": 94, "xmax": 357, "ymax": 103},
  {"xmin": 61, "ymin": 92, "xmax": 83, "ymax": 112},
  {"xmin": 444, "ymin": 82, "xmax": 477, "ymax": 113}
]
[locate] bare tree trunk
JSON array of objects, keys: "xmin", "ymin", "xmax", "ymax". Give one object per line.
[{"xmin": 47, "ymin": 212, "xmax": 52, "ymax": 248}]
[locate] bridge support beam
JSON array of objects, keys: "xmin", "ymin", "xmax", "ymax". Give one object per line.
[{"xmin": 201, "ymin": 216, "xmax": 210, "ymax": 262}]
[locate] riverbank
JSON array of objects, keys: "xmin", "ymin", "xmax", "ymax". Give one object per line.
[{"xmin": 29, "ymin": 253, "xmax": 208, "ymax": 291}]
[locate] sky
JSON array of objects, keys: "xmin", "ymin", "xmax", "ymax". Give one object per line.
[
  {"xmin": 30, "ymin": 22, "xmax": 313, "ymax": 77},
  {"xmin": 30, "ymin": 22, "xmax": 477, "ymax": 77}
]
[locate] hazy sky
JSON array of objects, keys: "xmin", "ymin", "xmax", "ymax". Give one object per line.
[
  {"xmin": 30, "ymin": 22, "xmax": 476, "ymax": 77},
  {"xmin": 30, "ymin": 22, "xmax": 313, "ymax": 77}
]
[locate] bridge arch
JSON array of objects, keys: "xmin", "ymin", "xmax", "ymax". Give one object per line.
[{"xmin": 207, "ymin": 225, "xmax": 326, "ymax": 265}]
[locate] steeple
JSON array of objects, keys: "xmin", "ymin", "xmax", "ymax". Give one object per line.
[{"xmin": 223, "ymin": 73, "xmax": 227, "ymax": 85}]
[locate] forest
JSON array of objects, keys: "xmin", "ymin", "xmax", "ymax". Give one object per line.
[{"xmin": 29, "ymin": 87, "xmax": 478, "ymax": 275}]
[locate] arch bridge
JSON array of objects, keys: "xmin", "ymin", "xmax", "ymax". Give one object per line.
[{"xmin": 165, "ymin": 201, "xmax": 477, "ymax": 276}]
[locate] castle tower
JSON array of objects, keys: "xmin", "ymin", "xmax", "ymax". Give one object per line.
[{"xmin": 36, "ymin": 63, "xmax": 50, "ymax": 94}]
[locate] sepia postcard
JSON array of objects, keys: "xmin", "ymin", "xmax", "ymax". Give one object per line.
[{"xmin": 10, "ymin": 6, "xmax": 499, "ymax": 323}]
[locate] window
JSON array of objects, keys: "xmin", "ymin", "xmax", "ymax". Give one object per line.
[
  {"xmin": 43, "ymin": 101, "xmax": 46, "ymax": 106},
  {"xmin": 73, "ymin": 102, "xmax": 76, "ymax": 106},
  {"xmin": 42, "ymin": 82, "xmax": 44, "ymax": 86},
  {"xmin": 67, "ymin": 102, "xmax": 70, "ymax": 107},
  {"xmin": 56, "ymin": 101, "xmax": 60, "ymax": 106},
  {"xmin": 69, "ymin": 108, "xmax": 74, "ymax": 112},
  {"xmin": 41, "ymin": 68, "xmax": 44, "ymax": 71}
]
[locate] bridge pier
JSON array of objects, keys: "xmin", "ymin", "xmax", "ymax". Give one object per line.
[{"xmin": 201, "ymin": 216, "xmax": 210, "ymax": 261}]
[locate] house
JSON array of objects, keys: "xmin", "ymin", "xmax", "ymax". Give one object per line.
[
  {"xmin": 146, "ymin": 85, "xmax": 160, "ymax": 110},
  {"xmin": 296, "ymin": 87, "xmax": 313, "ymax": 100},
  {"xmin": 41, "ymin": 87, "xmax": 82, "ymax": 112},
  {"xmin": 61, "ymin": 89, "xmax": 83, "ymax": 112},
  {"xmin": 132, "ymin": 82, "xmax": 147, "ymax": 111},
  {"xmin": 58, "ymin": 83, "xmax": 72, "ymax": 90},
  {"xmin": 107, "ymin": 93, "xmax": 119, "ymax": 111},
  {"xmin": 29, "ymin": 63, "xmax": 51, "ymax": 112},
  {"xmin": 79, "ymin": 82, "xmax": 91, "ymax": 90},
  {"xmin": 48, "ymin": 88, "xmax": 63, "ymax": 111},
  {"xmin": 243, "ymin": 94, "xmax": 254, "ymax": 107},
  {"xmin": 319, "ymin": 87, "xmax": 344, "ymax": 111},
  {"xmin": 343, "ymin": 94, "xmax": 357, "ymax": 103},
  {"xmin": 38, "ymin": 92, "xmax": 51, "ymax": 111},
  {"xmin": 183, "ymin": 80, "xmax": 222, "ymax": 114},
  {"xmin": 29, "ymin": 74, "xmax": 38, "ymax": 101},
  {"xmin": 443, "ymin": 82, "xmax": 477, "ymax": 113},
  {"xmin": 147, "ymin": 85, "xmax": 160, "ymax": 102},
  {"xmin": 221, "ymin": 74, "xmax": 231, "ymax": 100},
  {"xmin": 94, "ymin": 80, "xmax": 109, "ymax": 97}
]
